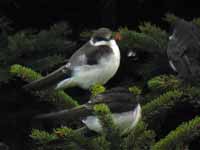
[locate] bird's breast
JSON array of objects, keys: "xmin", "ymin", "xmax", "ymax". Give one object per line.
[
  {"xmin": 72, "ymin": 54, "xmax": 120, "ymax": 89},
  {"xmin": 71, "ymin": 40, "xmax": 120, "ymax": 89}
]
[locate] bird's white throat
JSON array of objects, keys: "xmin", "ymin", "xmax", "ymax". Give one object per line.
[{"xmin": 90, "ymin": 38, "xmax": 120, "ymax": 61}]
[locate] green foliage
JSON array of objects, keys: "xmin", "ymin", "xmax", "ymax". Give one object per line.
[
  {"xmin": 142, "ymin": 90, "xmax": 183, "ymax": 121},
  {"xmin": 192, "ymin": 18, "xmax": 200, "ymax": 27},
  {"xmin": 10, "ymin": 64, "xmax": 78, "ymax": 108},
  {"xmin": 93, "ymin": 104, "xmax": 111, "ymax": 115},
  {"xmin": 6, "ymin": 22, "xmax": 70, "ymax": 57},
  {"xmin": 93, "ymin": 104, "xmax": 114, "ymax": 130},
  {"xmin": 31, "ymin": 127, "xmax": 90, "ymax": 150},
  {"xmin": 29, "ymin": 55, "xmax": 65, "ymax": 72},
  {"xmin": 52, "ymin": 127, "xmax": 89, "ymax": 150},
  {"xmin": 129, "ymin": 86, "xmax": 142, "ymax": 96},
  {"xmin": 53, "ymin": 126, "xmax": 73, "ymax": 138},
  {"xmin": 10, "ymin": 64, "xmax": 42, "ymax": 81},
  {"xmin": 147, "ymin": 75, "xmax": 181, "ymax": 92},
  {"xmin": 181, "ymin": 86, "xmax": 200, "ymax": 109},
  {"xmin": 30, "ymin": 129, "xmax": 58, "ymax": 144},
  {"xmin": 90, "ymin": 84, "xmax": 106, "ymax": 97},
  {"xmin": 118, "ymin": 28, "xmax": 161, "ymax": 52},
  {"xmin": 52, "ymin": 91, "xmax": 79, "ymax": 107},
  {"xmin": 139, "ymin": 22, "xmax": 168, "ymax": 49},
  {"xmin": 93, "ymin": 104, "xmax": 122, "ymax": 150},
  {"xmin": 4, "ymin": 15, "xmax": 200, "ymax": 150},
  {"xmin": 164, "ymin": 14, "xmax": 200, "ymax": 31},
  {"xmin": 163, "ymin": 13, "xmax": 180, "ymax": 24},
  {"xmin": 183, "ymin": 86, "xmax": 200, "ymax": 99},
  {"xmin": 89, "ymin": 136, "xmax": 110, "ymax": 150},
  {"xmin": 122, "ymin": 121, "xmax": 155, "ymax": 150},
  {"xmin": 0, "ymin": 22, "xmax": 73, "ymax": 83},
  {"xmin": 152, "ymin": 116, "xmax": 200, "ymax": 150},
  {"xmin": 80, "ymin": 30, "xmax": 93, "ymax": 38},
  {"xmin": 118, "ymin": 22, "xmax": 168, "ymax": 55}
]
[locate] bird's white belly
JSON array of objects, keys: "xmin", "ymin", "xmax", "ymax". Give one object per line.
[{"xmin": 73, "ymin": 55, "xmax": 120, "ymax": 89}]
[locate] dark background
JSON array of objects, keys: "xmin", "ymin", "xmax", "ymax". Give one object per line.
[{"xmin": 1, "ymin": 0, "xmax": 200, "ymax": 33}]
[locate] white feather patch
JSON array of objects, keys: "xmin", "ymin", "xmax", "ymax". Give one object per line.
[
  {"xmin": 169, "ymin": 31, "xmax": 176, "ymax": 40},
  {"xmin": 169, "ymin": 60, "xmax": 177, "ymax": 72},
  {"xmin": 82, "ymin": 104, "xmax": 142, "ymax": 135},
  {"xmin": 127, "ymin": 50, "xmax": 136, "ymax": 57}
]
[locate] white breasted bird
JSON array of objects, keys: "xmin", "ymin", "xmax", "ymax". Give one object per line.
[
  {"xmin": 82, "ymin": 104, "xmax": 141, "ymax": 135},
  {"xmin": 24, "ymin": 28, "xmax": 121, "ymax": 90}
]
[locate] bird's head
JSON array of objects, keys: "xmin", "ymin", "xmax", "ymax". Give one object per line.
[
  {"xmin": 91, "ymin": 27, "xmax": 112, "ymax": 43},
  {"xmin": 90, "ymin": 27, "xmax": 122, "ymax": 46}
]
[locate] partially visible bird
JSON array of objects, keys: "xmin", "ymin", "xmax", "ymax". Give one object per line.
[
  {"xmin": 0, "ymin": 142, "xmax": 9, "ymax": 150},
  {"xmin": 82, "ymin": 104, "xmax": 141, "ymax": 135},
  {"xmin": 167, "ymin": 19, "xmax": 200, "ymax": 80},
  {"xmin": 23, "ymin": 28, "xmax": 121, "ymax": 90},
  {"xmin": 33, "ymin": 87, "xmax": 141, "ymax": 123}
]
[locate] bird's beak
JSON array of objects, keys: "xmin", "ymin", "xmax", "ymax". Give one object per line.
[{"xmin": 114, "ymin": 32, "xmax": 122, "ymax": 41}]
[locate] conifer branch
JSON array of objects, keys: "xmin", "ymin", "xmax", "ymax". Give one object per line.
[
  {"xmin": 142, "ymin": 90, "xmax": 183, "ymax": 121},
  {"xmin": 10, "ymin": 64, "xmax": 78, "ymax": 108},
  {"xmin": 152, "ymin": 116, "xmax": 200, "ymax": 150},
  {"xmin": 118, "ymin": 28, "xmax": 162, "ymax": 53}
]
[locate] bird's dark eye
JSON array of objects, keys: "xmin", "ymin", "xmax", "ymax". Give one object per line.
[{"xmin": 93, "ymin": 37, "xmax": 109, "ymax": 43}]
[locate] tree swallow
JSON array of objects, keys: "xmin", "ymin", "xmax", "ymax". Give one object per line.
[{"xmin": 24, "ymin": 28, "xmax": 121, "ymax": 90}]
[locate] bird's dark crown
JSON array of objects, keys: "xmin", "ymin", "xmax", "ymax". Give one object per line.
[{"xmin": 92, "ymin": 27, "xmax": 112, "ymax": 43}]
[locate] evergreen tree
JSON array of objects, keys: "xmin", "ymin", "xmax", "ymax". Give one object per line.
[{"xmin": 1, "ymin": 14, "xmax": 200, "ymax": 150}]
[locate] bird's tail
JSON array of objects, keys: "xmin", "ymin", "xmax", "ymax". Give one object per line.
[
  {"xmin": 23, "ymin": 76, "xmax": 54, "ymax": 91},
  {"xmin": 23, "ymin": 66, "xmax": 70, "ymax": 91}
]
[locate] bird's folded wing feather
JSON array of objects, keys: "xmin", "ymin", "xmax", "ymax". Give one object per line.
[
  {"xmin": 23, "ymin": 65, "xmax": 71, "ymax": 90},
  {"xmin": 69, "ymin": 42, "xmax": 113, "ymax": 66}
]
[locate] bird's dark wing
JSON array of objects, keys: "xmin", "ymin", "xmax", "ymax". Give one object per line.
[
  {"xmin": 23, "ymin": 65, "xmax": 72, "ymax": 90},
  {"xmin": 34, "ymin": 87, "xmax": 140, "ymax": 121},
  {"xmin": 69, "ymin": 42, "xmax": 113, "ymax": 67},
  {"xmin": 167, "ymin": 19, "xmax": 200, "ymax": 79}
]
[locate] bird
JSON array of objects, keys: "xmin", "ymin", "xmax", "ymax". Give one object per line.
[
  {"xmin": 0, "ymin": 142, "xmax": 9, "ymax": 150},
  {"xmin": 167, "ymin": 19, "xmax": 200, "ymax": 80},
  {"xmin": 23, "ymin": 28, "xmax": 121, "ymax": 90},
  {"xmin": 82, "ymin": 104, "xmax": 141, "ymax": 135},
  {"xmin": 34, "ymin": 87, "xmax": 141, "ymax": 124}
]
